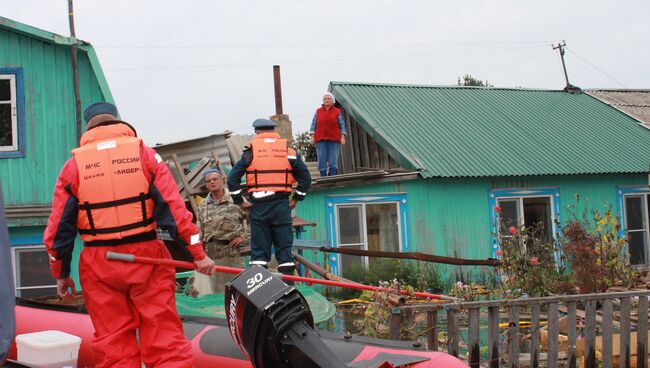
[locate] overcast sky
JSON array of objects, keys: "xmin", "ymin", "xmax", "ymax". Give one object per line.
[{"xmin": 2, "ymin": 1, "xmax": 648, "ymax": 145}]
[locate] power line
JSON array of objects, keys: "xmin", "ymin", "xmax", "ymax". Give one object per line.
[
  {"xmin": 105, "ymin": 45, "xmax": 546, "ymax": 72},
  {"xmin": 566, "ymin": 48, "xmax": 627, "ymax": 88},
  {"xmin": 96, "ymin": 40, "xmax": 560, "ymax": 50}
]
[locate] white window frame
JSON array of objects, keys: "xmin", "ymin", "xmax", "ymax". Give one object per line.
[
  {"xmin": 11, "ymin": 245, "xmax": 57, "ymax": 297},
  {"xmin": 622, "ymin": 193, "xmax": 649, "ymax": 267},
  {"xmin": 0, "ymin": 74, "xmax": 18, "ymax": 152},
  {"xmin": 496, "ymin": 194, "xmax": 558, "ymax": 240},
  {"xmin": 334, "ymin": 201, "xmax": 403, "ymax": 271}
]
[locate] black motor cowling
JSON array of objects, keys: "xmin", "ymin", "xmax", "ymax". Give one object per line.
[{"xmin": 225, "ymin": 267, "xmax": 347, "ymax": 368}]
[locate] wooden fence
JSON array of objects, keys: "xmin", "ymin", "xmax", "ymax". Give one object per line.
[{"xmin": 389, "ymin": 290, "xmax": 650, "ymax": 368}]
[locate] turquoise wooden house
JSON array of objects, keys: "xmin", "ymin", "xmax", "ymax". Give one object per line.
[
  {"xmin": 296, "ymin": 82, "xmax": 650, "ymax": 283},
  {"xmin": 0, "ymin": 17, "xmax": 113, "ymax": 297}
]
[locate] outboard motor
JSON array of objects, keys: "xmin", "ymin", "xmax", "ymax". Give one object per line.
[{"xmin": 225, "ymin": 267, "xmax": 347, "ymax": 368}]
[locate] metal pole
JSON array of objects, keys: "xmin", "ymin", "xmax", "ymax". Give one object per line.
[
  {"xmin": 553, "ymin": 41, "xmax": 570, "ymax": 88},
  {"xmin": 273, "ymin": 65, "xmax": 283, "ymax": 115},
  {"xmin": 68, "ymin": 0, "xmax": 82, "ymax": 143}
]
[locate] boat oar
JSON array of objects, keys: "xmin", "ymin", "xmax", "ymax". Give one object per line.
[{"xmin": 106, "ymin": 251, "xmax": 454, "ymax": 301}]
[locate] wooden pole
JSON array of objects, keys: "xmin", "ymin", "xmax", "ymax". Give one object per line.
[
  {"xmin": 320, "ymin": 247, "xmax": 500, "ymax": 266},
  {"xmin": 68, "ymin": 0, "xmax": 82, "ymax": 143},
  {"xmin": 171, "ymin": 154, "xmax": 198, "ymax": 216}
]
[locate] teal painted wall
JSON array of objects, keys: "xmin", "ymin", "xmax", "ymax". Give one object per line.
[
  {"xmin": 0, "ymin": 26, "xmax": 107, "ymax": 208},
  {"xmin": 296, "ymin": 173, "xmax": 647, "ymax": 284}
]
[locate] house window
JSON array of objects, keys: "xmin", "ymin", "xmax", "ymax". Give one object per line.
[
  {"xmin": 12, "ymin": 246, "xmax": 57, "ymax": 298},
  {"xmin": 618, "ymin": 187, "xmax": 650, "ymax": 266},
  {"xmin": 489, "ymin": 188, "xmax": 561, "ymax": 258},
  {"xmin": 326, "ymin": 193, "xmax": 409, "ymax": 277},
  {"xmin": 0, "ymin": 68, "xmax": 25, "ymax": 158},
  {"xmin": 0, "ymin": 75, "xmax": 17, "ymax": 151}
]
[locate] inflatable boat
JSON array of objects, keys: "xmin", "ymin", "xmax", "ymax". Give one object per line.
[{"xmin": 8, "ymin": 296, "xmax": 467, "ymax": 368}]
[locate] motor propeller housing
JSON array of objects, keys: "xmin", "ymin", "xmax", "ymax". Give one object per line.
[{"xmin": 225, "ymin": 267, "xmax": 347, "ymax": 368}]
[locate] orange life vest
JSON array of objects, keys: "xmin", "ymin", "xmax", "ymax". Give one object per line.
[
  {"xmin": 245, "ymin": 132, "xmax": 296, "ymax": 193},
  {"xmin": 72, "ymin": 135, "xmax": 155, "ymax": 241}
]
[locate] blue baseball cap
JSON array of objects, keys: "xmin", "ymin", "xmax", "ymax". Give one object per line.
[{"xmin": 84, "ymin": 102, "xmax": 118, "ymax": 123}]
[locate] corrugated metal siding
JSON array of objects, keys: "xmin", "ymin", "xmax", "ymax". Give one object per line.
[
  {"xmin": 0, "ymin": 27, "xmax": 106, "ymax": 207},
  {"xmin": 332, "ymin": 83, "xmax": 650, "ymax": 178},
  {"xmin": 296, "ymin": 173, "xmax": 647, "ymax": 283}
]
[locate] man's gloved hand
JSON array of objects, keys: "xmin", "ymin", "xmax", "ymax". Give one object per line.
[
  {"xmin": 57, "ymin": 277, "xmax": 76, "ymax": 299},
  {"xmin": 195, "ymin": 256, "xmax": 216, "ymax": 275}
]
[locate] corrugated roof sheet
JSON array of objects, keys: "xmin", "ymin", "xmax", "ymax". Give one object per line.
[
  {"xmin": 331, "ymin": 82, "xmax": 650, "ymax": 178},
  {"xmin": 586, "ymin": 89, "xmax": 650, "ymax": 129}
]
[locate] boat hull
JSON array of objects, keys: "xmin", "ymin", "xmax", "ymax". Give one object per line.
[{"xmin": 9, "ymin": 300, "xmax": 467, "ymax": 368}]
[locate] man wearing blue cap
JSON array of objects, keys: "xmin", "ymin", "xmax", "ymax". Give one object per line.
[
  {"xmin": 227, "ymin": 119, "xmax": 311, "ymax": 276},
  {"xmin": 44, "ymin": 101, "xmax": 215, "ymax": 367}
]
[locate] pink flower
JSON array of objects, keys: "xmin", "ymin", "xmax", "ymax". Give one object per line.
[
  {"xmin": 496, "ymin": 249, "xmax": 503, "ymax": 256},
  {"xmin": 494, "ymin": 205, "xmax": 502, "ymax": 213},
  {"xmin": 530, "ymin": 257, "xmax": 539, "ymax": 266},
  {"xmin": 508, "ymin": 226, "xmax": 519, "ymax": 236}
]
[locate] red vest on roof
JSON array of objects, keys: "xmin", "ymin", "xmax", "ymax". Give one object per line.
[{"xmin": 314, "ymin": 105, "xmax": 342, "ymax": 142}]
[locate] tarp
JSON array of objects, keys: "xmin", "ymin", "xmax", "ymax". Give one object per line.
[{"xmin": 0, "ymin": 183, "xmax": 15, "ymax": 363}]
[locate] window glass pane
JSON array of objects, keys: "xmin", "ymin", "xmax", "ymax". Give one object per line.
[
  {"xmin": 340, "ymin": 244, "xmax": 364, "ymax": 279},
  {"xmin": 498, "ymin": 199, "xmax": 519, "ymax": 228},
  {"xmin": 17, "ymin": 249, "xmax": 53, "ymax": 288},
  {"xmin": 628, "ymin": 231, "xmax": 647, "ymax": 265},
  {"xmin": 366, "ymin": 203, "xmax": 399, "ymax": 268},
  {"xmin": 523, "ymin": 197, "xmax": 552, "ymax": 241},
  {"xmin": 626, "ymin": 196, "xmax": 645, "ymax": 231},
  {"xmin": 0, "ymin": 79, "xmax": 10, "ymax": 101},
  {"xmin": 0, "ymin": 104, "xmax": 12, "ymax": 147},
  {"xmin": 338, "ymin": 206, "xmax": 362, "ymax": 244}
]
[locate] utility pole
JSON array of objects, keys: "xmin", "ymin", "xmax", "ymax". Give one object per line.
[
  {"xmin": 552, "ymin": 41, "xmax": 570, "ymax": 87},
  {"xmin": 273, "ymin": 65, "xmax": 283, "ymax": 115},
  {"xmin": 68, "ymin": 0, "xmax": 82, "ymax": 143},
  {"xmin": 552, "ymin": 41, "xmax": 581, "ymax": 93}
]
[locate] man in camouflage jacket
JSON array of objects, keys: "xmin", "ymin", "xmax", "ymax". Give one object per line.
[{"xmin": 191, "ymin": 169, "xmax": 250, "ymax": 295}]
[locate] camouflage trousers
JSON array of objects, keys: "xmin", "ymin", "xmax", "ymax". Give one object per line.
[{"xmin": 191, "ymin": 240, "xmax": 246, "ymax": 296}]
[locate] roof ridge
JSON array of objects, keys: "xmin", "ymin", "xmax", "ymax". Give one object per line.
[
  {"xmin": 0, "ymin": 16, "xmax": 87, "ymax": 46},
  {"xmin": 330, "ymin": 81, "xmax": 566, "ymax": 92}
]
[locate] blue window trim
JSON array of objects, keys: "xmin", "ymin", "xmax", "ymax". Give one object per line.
[
  {"xmin": 616, "ymin": 185, "xmax": 650, "ymax": 237},
  {"xmin": 0, "ymin": 67, "xmax": 26, "ymax": 158},
  {"xmin": 488, "ymin": 187, "xmax": 562, "ymax": 262},
  {"xmin": 325, "ymin": 193, "xmax": 409, "ymax": 275}
]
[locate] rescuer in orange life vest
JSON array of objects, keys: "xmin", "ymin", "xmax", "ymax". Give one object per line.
[
  {"xmin": 44, "ymin": 102, "xmax": 216, "ymax": 368},
  {"xmin": 227, "ymin": 119, "xmax": 311, "ymax": 276}
]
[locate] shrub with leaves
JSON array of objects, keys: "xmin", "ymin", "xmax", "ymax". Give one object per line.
[
  {"xmin": 562, "ymin": 207, "xmax": 636, "ymax": 293},
  {"xmin": 495, "ymin": 220, "xmax": 563, "ymax": 297}
]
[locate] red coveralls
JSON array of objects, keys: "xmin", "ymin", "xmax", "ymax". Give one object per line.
[{"xmin": 44, "ymin": 122, "xmax": 206, "ymax": 368}]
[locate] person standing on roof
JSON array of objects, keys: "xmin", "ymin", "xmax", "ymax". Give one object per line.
[
  {"xmin": 227, "ymin": 119, "xmax": 311, "ymax": 276},
  {"xmin": 190, "ymin": 168, "xmax": 249, "ymax": 295},
  {"xmin": 310, "ymin": 92, "xmax": 346, "ymax": 177},
  {"xmin": 44, "ymin": 102, "xmax": 215, "ymax": 368}
]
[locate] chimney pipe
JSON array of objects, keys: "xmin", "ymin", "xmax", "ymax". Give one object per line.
[{"xmin": 273, "ymin": 65, "xmax": 283, "ymax": 115}]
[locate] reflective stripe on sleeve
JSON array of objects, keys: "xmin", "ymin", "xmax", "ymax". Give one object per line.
[
  {"xmin": 295, "ymin": 190, "xmax": 306, "ymax": 196},
  {"xmin": 190, "ymin": 234, "xmax": 201, "ymax": 245},
  {"xmin": 230, "ymin": 189, "xmax": 242, "ymax": 195}
]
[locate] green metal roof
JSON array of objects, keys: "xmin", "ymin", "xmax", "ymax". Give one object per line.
[
  {"xmin": 0, "ymin": 16, "xmax": 114, "ymax": 104},
  {"xmin": 331, "ymin": 82, "xmax": 650, "ymax": 178}
]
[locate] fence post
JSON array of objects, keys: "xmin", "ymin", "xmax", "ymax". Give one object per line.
[
  {"xmin": 469, "ymin": 307, "xmax": 481, "ymax": 368},
  {"xmin": 602, "ymin": 299, "xmax": 613, "ymax": 368},
  {"xmin": 585, "ymin": 300, "xmax": 597, "ymax": 368},
  {"xmin": 567, "ymin": 301, "xmax": 578, "ymax": 368},
  {"xmin": 638, "ymin": 296, "xmax": 648, "ymax": 368},
  {"xmin": 390, "ymin": 307, "xmax": 402, "ymax": 341},
  {"xmin": 488, "ymin": 306, "xmax": 500, "ymax": 368},
  {"xmin": 547, "ymin": 303, "xmax": 559, "ymax": 368},
  {"xmin": 427, "ymin": 309, "xmax": 438, "ymax": 351},
  {"xmin": 620, "ymin": 297, "xmax": 631, "ymax": 368},
  {"xmin": 530, "ymin": 304, "xmax": 541, "ymax": 368},
  {"xmin": 447, "ymin": 308, "xmax": 459, "ymax": 358},
  {"xmin": 508, "ymin": 305, "xmax": 520, "ymax": 368}
]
